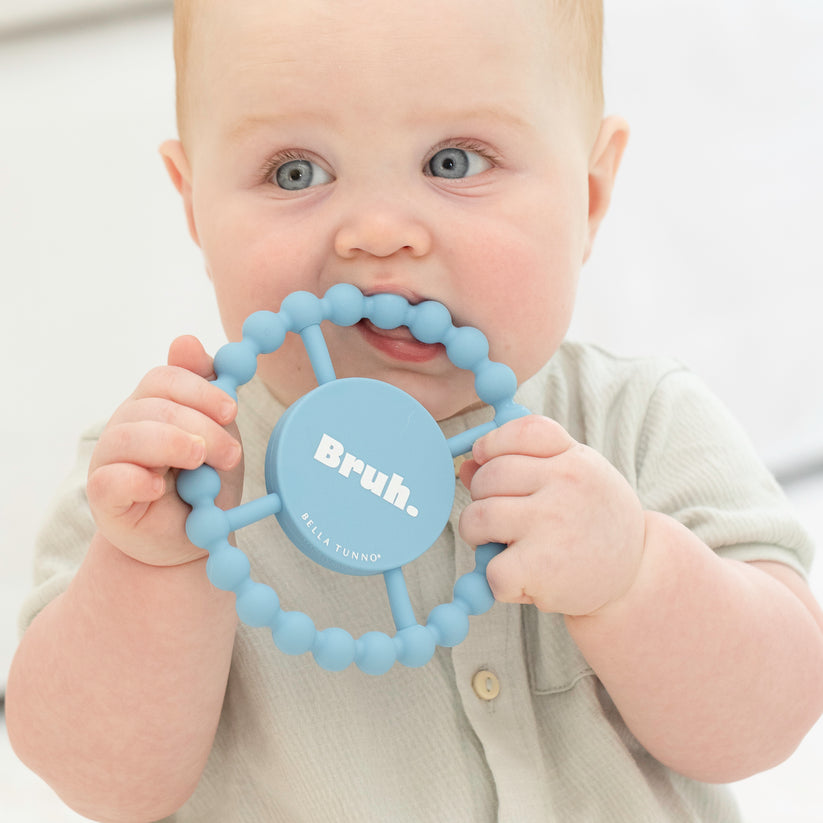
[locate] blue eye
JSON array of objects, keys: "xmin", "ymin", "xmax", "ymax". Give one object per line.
[
  {"xmin": 272, "ymin": 158, "xmax": 332, "ymax": 190},
  {"xmin": 427, "ymin": 147, "xmax": 491, "ymax": 179}
]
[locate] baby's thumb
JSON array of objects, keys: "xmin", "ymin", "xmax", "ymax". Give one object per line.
[{"xmin": 168, "ymin": 335, "xmax": 215, "ymax": 380}]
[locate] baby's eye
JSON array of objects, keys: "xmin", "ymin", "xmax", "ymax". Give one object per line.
[
  {"xmin": 271, "ymin": 158, "xmax": 332, "ymax": 190},
  {"xmin": 426, "ymin": 147, "xmax": 492, "ymax": 179}
]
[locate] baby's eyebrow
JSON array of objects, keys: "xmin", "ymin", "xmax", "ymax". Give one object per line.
[
  {"xmin": 412, "ymin": 105, "xmax": 534, "ymax": 133},
  {"xmin": 227, "ymin": 105, "xmax": 534, "ymax": 144},
  {"xmin": 226, "ymin": 111, "xmax": 332, "ymax": 142}
]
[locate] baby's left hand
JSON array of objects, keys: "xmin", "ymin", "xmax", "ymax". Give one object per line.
[{"xmin": 458, "ymin": 415, "xmax": 647, "ymax": 617}]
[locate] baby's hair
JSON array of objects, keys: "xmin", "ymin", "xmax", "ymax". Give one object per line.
[
  {"xmin": 172, "ymin": 0, "xmax": 604, "ymax": 146},
  {"xmin": 172, "ymin": 0, "xmax": 192, "ymax": 144},
  {"xmin": 550, "ymin": 0, "xmax": 605, "ymax": 125}
]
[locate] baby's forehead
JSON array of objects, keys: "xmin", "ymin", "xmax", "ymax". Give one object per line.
[
  {"xmin": 180, "ymin": 0, "xmax": 593, "ymax": 59},
  {"xmin": 175, "ymin": 0, "xmax": 603, "ymax": 140}
]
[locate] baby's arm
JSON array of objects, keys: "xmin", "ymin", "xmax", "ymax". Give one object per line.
[
  {"xmin": 6, "ymin": 336, "xmax": 242, "ymax": 823},
  {"xmin": 459, "ymin": 415, "xmax": 823, "ymax": 783}
]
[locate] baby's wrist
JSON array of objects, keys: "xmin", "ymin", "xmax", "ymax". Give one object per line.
[
  {"xmin": 97, "ymin": 529, "xmax": 210, "ymax": 570},
  {"xmin": 569, "ymin": 508, "xmax": 650, "ymax": 622}
]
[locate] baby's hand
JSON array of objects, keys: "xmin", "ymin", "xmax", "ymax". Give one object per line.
[
  {"xmin": 87, "ymin": 336, "xmax": 244, "ymax": 567},
  {"xmin": 458, "ymin": 416, "xmax": 646, "ymax": 617}
]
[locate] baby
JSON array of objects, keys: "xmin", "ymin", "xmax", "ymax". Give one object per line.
[{"xmin": 8, "ymin": 1, "xmax": 823, "ymax": 821}]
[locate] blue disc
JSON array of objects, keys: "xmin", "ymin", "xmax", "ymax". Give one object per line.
[{"xmin": 265, "ymin": 377, "xmax": 455, "ymax": 575}]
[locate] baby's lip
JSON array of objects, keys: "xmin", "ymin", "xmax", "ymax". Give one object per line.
[
  {"xmin": 360, "ymin": 319, "xmax": 417, "ymax": 340},
  {"xmin": 356, "ymin": 317, "xmax": 446, "ymax": 363},
  {"xmin": 360, "ymin": 285, "xmax": 427, "ymax": 305}
]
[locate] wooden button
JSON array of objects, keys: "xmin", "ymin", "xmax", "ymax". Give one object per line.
[{"xmin": 472, "ymin": 669, "xmax": 500, "ymax": 701}]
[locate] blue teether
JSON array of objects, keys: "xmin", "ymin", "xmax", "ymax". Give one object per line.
[{"xmin": 177, "ymin": 284, "xmax": 529, "ymax": 674}]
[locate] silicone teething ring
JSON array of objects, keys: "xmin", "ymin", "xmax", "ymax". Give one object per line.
[{"xmin": 177, "ymin": 284, "xmax": 529, "ymax": 675}]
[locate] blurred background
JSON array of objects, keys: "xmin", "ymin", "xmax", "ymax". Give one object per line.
[{"xmin": 1, "ymin": 0, "xmax": 821, "ymax": 819}]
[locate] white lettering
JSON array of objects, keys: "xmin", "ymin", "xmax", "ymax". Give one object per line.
[
  {"xmin": 313, "ymin": 434, "xmax": 344, "ymax": 468},
  {"xmin": 312, "ymin": 433, "xmax": 419, "ymax": 517},
  {"xmin": 339, "ymin": 452, "xmax": 365, "ymax": 478},
  {"xmin": 383, "ymin": 473, "xmax": 411, "ymax": 512},
  {"xmin": 360, "ymin": 465, "xmax": 388, "ymax": 496}
]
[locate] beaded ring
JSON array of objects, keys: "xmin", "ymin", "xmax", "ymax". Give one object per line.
[{"xmin": 177, "ymin": 284, "xmax": 529, "ymax": 675}]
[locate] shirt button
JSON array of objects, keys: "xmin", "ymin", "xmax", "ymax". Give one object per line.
[{"xmin": 472, "ymin": 669, "xmax": 500, "ymax": 701}]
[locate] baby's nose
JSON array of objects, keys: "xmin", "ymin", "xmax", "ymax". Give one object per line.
[{"xmin": 334, "ymin": 203, "xmax": 432, "ymax": 260}]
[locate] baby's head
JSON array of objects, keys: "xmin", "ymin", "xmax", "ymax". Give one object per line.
[{"xmin": 162, "ymin": 0, "xmax": 627, "ymax": 421}]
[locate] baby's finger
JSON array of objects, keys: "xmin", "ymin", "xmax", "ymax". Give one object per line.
[
  {"xmin": 458, "ymin": 495, "xmax": 525, "ymax": 548},
  {"xmin": 466, "ymin": 454, "xmax": 546, "ymax": 501},
  {"xmin": 472, "ymin": 415, "xmax": 574, "ymax": 465},
  {"xmin": 133, "ymin": 365, "xmax": 236, "ymax": 427},
  {"xmin": 87, "ymin": 462, "xmax": 166, "ymax": 518},
  {"xmin": 458, "ymin": 457, "xmax": 480, "ymax": 488},
  {"xmin": 110, "ymin": 397, "xmax": 241, "ymax": 470},
  {"xmin": 168, "ymin": 335, "xmax": 216, "ymax": 381},
  {"xmin": 484, "ymin": 548, "xmax": 541, "ymax": 608},
  {"xmin": 92, "ymin": 420, "xmax": 209, "ymax": 473}
]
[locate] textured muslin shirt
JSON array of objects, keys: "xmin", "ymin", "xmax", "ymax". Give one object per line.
[{"xmin": 21, "ymin": 342, "xmax": 814, "ymax": 822}]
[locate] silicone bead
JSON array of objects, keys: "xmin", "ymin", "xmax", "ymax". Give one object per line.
[
  {"xmin": 453, "ymin": 569, "xmax": 495, "ymax": 615},
  {"xmin": 355, "ymin": 631, "xmax": 397, "ymax": 676},
  {"xmin": 395, "ymin": 624, "xmax": 436, "ymax": 668},
  {"xmin": 177, "ymin": 464, "xmax": 221, "ymax": 505},
  {"xmin": 280, "ymin": 291, "xmax": 322, "ymax": 331},
  {"xmin": 409, "ymin": 301, "xmax": 452, "ymax": 344},
  {"xmin": 474, "ymin": 361, "xmax": 518, "ymax": 406},
  {"xmin": 366, "ymin": 293, "xmax": 410, "ymax": 329},
  {"xmin": 206, "ymin": 543, "xmax": 252, "ymax": 591},
  {"xmin": 242, "ymin": 311, "xmax": 287, "ymax": 354},
  {"xmin": 322, "ymin": 283, "xmax": 366, "ymax": 326},
  {"xmin": 273, "ymin": 611, "xmax": 317, "ymax": 656},
  {"xmin": 214, "ymin": 340, "xmax": 259, "ymax": 386},
  {"xmin": 236, "ymin": 581, "xmax": 281, "ymax": 628},
  {"xmin": 444, "ymin": 326, "xmax": 490, "ymax": 370},
  {"xmin": 313, "ymin": 627, "xmax": 356, "ymax": 671},
  {"xmin": 185, "ymin": 505, "xmax": 231, "ymax": 547},
  {"xmin": 426, "ymin": 602, "xmax": 470, "ymax": 648}
]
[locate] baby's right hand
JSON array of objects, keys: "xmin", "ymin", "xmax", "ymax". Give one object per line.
[{"xmin": 87, "ymin": 335, "xmax": 244, "ymax": 567}]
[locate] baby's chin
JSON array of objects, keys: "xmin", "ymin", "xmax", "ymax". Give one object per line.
[
  {"xmin": 435, "ymin": 397, "xmax": 486, "ymax": 423},
  {"xmin": 383, "ymin": 374, "xmax": 482, "ymax": 424}
]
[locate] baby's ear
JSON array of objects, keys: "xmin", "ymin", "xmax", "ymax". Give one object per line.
[
  {"xmin": 159, "ymin": 139, "xmax": 200, "ymax": 247},
  {"xmin": 584, "ymin": 116, "xmax": 629, "ymax": 263}
]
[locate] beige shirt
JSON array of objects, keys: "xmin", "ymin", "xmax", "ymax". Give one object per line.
[{"xmin": 22, "ymin": 342, "xmax": 813, "ymax": 822}]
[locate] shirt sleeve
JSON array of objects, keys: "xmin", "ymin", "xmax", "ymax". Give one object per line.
[
  {"xmin": 634, "ymin": 368, "xmax": 814, "ymax": 578},
  {"xmin": 18, "ymin": 424, "xmax": 102, "ymax": 636}
]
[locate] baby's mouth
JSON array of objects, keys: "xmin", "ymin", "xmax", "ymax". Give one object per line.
[
  {"xmin": 360, "ymin": 319, "xmax": 416, "ymax": 340},
  {"xmin": 357, "ymin": 319, "xmax": 446, "ymax": 363}
]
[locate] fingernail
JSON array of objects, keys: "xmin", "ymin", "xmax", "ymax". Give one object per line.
[
  {"xmin": 191, "ymin": 436, "xmax": 206, "ymax": 463},
  {"xmin": 219, "ymin": 400, "xmax": 236, "ymax": 422},
  {"xmin": 227, "ymin": 440, "xmax": 242, "ymax": 466}
]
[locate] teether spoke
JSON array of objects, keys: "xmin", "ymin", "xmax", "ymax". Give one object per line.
[
  {"xmin": 300, "ymin": 323, "xmax": 336, "ymax": 385},
  {"xmin": 446, "ymin": 423, "xmax": 497, "ymax": 458},
  {"xmin": 225, "ymin": 493, "xmax": 283, "ymax": 532},
  {"xmin": 383, "ymin": 567, "xmax": 417, "ymax": 631}
]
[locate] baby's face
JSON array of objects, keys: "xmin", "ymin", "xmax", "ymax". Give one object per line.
[{"xmin": 179, "ymin": 0, "xmax": 596, "ymax": 420}]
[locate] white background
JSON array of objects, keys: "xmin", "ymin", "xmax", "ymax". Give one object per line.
[{"xmin": 1, "ymin": 1, "xmax": 821, "ymax": 820}]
